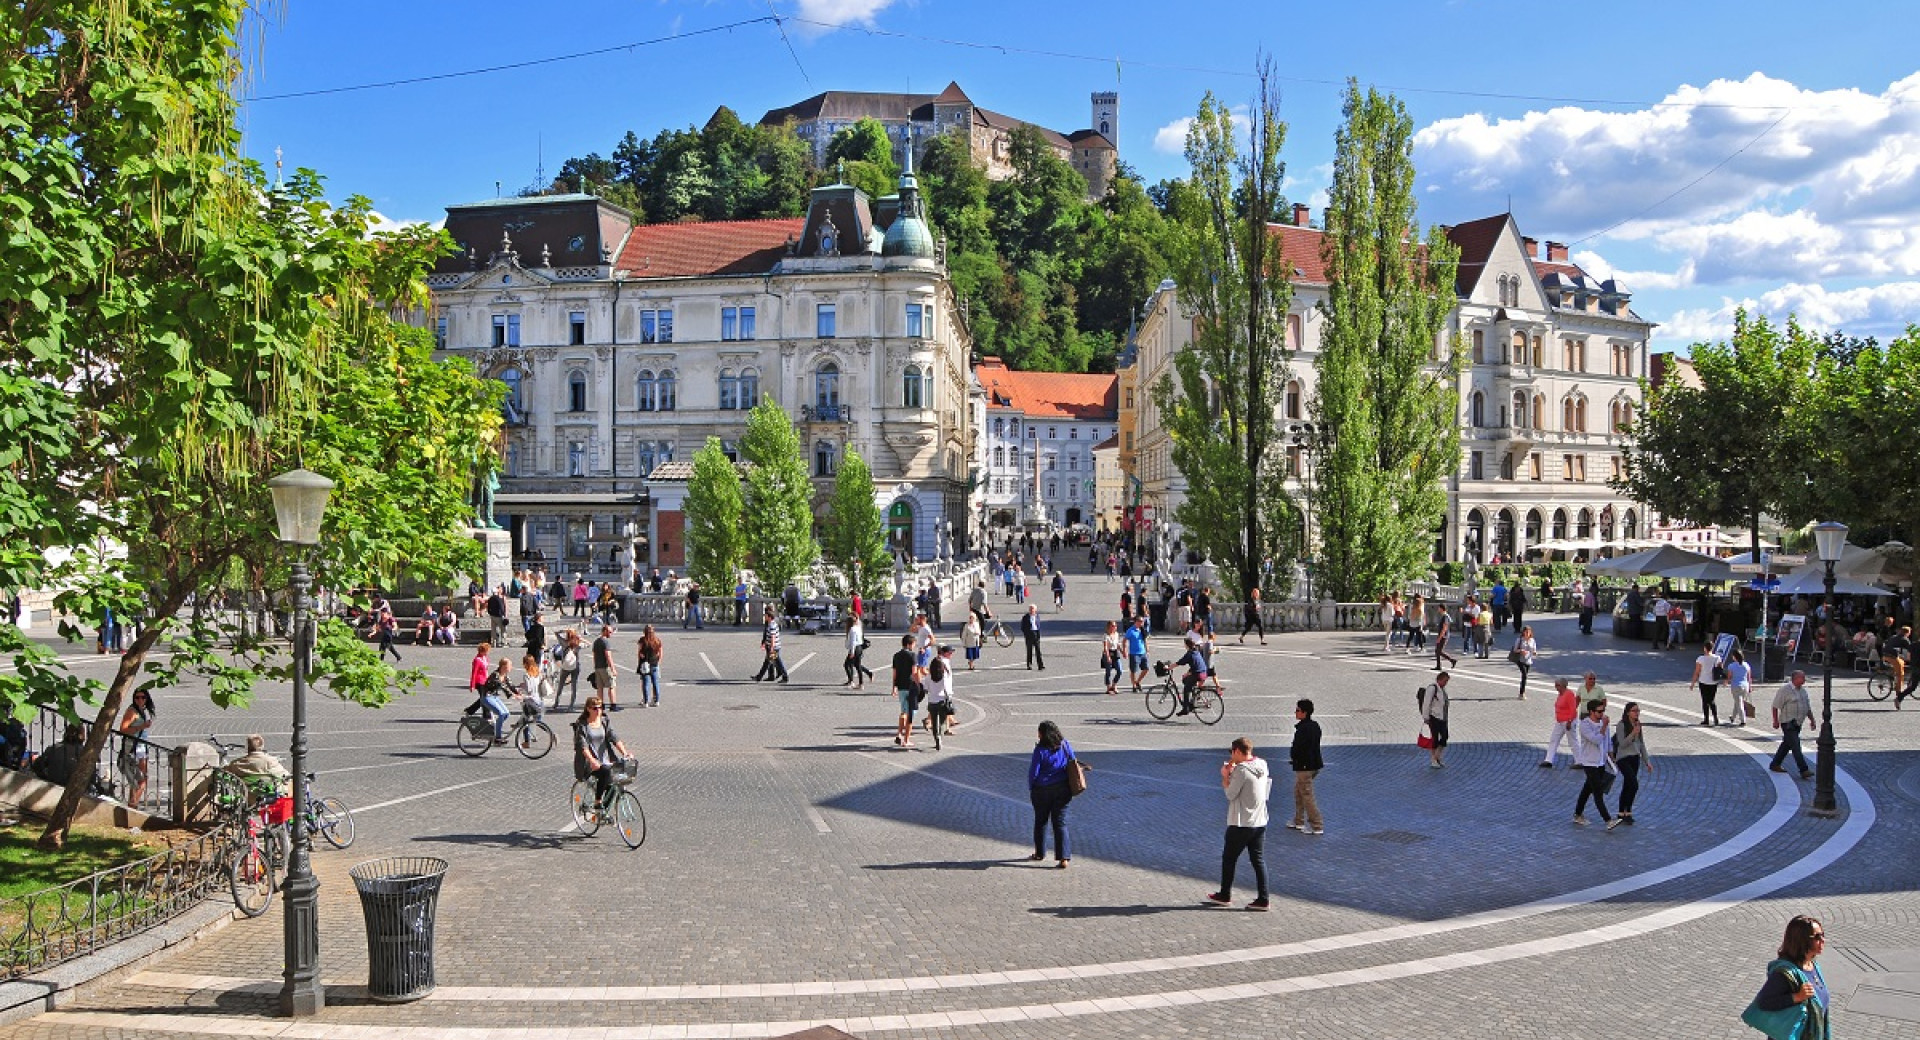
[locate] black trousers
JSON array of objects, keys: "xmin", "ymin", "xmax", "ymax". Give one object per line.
[
  {"xmin": 1616, "ymin": 755, "xmax": 1642, "ymax": 815},
  {"xmin": 1024, "ymin": 633, "xmax": 1044, "ymax": 669},
  {"xmin": 1220, "ymin": 825, "xmax": 1268, "ymax": 900},
  {"xmin": 1576, "ymin": 765, "xmax": 1613, "ymax": 821}
]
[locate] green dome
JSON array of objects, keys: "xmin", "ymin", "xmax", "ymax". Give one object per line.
[{"xmin": 883, "ymin": 207, "xmax": 936, "ymax": 258}]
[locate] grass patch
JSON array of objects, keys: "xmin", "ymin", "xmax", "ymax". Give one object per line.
[{"xmin": 0, "ymin": 821, "xmax": 166, "ymax": 901}]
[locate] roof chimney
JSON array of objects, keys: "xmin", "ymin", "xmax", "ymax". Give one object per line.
[
  {"xmin": 1546, "ymin": 241, "xmax": 1569, "ymax": 262},
  {"xmin": 1292, "ymin": 203, "xmax": 1311, "ymax": 228},
  {"xmin": 1521, "ymin": 237, "xmax": 1539, "ymax": 258}
]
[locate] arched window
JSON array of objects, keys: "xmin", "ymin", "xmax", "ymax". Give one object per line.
[
  {"xmin": 657, "ymin": 369, "xmax": 676, "ymax": 411},
  {"xmin": 1512, "ymin": 391, "xmax": 1527, "ymax": 429},
  {"xmin": 637, "ymin": 441, "xmax": 657, "ymax": 477},
  {"xmin": 499, "ymin": 369, "xmax": 526, "ymax": 424},
  {"xmin": 1551, "ymin": 508, "xmax": 1569, "ymax": 541},
  {"xmin": 1470, "ymin": 391, "xmax": 1485, "ymax": 428},
  {"xmin": 1285, "ymin": 379, "xmax": 1302, "ymax": 420},
  {"xmin": 1576, "ymin": 508, "xmax": 1593, "ymax": 539},
  {"xmin": 1623, "ymin": 509, "xmax": 1639, "ymax": 539},
  {"xmin": 814, "ymin": 440, "xmax": 837, "ymax": 478},
  {"xmin": 1008, "ymin": 443, "xmax": 1020, "ymax": 467},
  {"xmin": 567, "ymin": 369, "xmax": 588, "ymax": 412},
  {"xmin": 1513, "ymin": 331, "xmax": 1528, "ymax": 363},
  {"xmin": 1533, "ymin": 393, "xmax": 1548, "ymax": 430},
  {"xmin": 739, "ymin": 367, "xmax": 759, "ymax": 408},
  {"xmin": 635, "ymin": 370, "xmax": 656, "ymax": 412},
  {"xmin": 815, "ymin": 362, "xmax": 840, "ymax": 415},
  {"xmin": 718, "ymin": 368, "xmax": 739, "ymax": 411},
  {"xmin": 903, "ymin": 364, "xmax": 924, "ymax": 408},
  {"xmin": 1576, "ymin": 397, "xmax": 1587, "ymax": 432}
]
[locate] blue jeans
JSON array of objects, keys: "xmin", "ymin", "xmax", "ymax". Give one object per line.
[
  {"xmin": 639, "ymin": 665, "xmax": 660, "ymax": 704},
  {"xmin": 482, "ymin": 695, "xmax": 510, "ymax": 739},
  {"xmin": 684, "ymin": 604, "xmax": 702, "ymax": 629},
  {"xmin": 1030, "ymin": 781, "xmax": 1071, "ymax": 860},
  {"xmin": 1101, "ymin": 654, "xmax": 1122, "ymax": 688}
]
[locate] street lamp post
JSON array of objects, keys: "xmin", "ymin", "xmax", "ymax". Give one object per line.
[
  {"xmin": 266, "ymin": 468, "xmax": 334, "ymax": 1016},
  {"xmin": 1810, "ymin": 520, "xmax": 1847, "ymax": 816}
]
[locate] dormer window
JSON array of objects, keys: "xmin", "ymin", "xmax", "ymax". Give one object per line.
[{"xmin": 818, "ymin": 216, "xmax": 839, "ymax": 257}]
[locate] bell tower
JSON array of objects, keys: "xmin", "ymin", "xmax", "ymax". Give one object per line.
[{"xmin": 1091, "ymin": 91, "xmax": 1118, "ymax": 144}]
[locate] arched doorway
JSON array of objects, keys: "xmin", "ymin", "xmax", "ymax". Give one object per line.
[
  {"xmin": 1495, "ymin": 508, "xmax": 1517, "ymax": 560},
  {"xmin": 1623, "ymin": 509, "xmax": 1639, "ymax": 539},
  {"xmin": 1465, "ymin": 508, "xmax": 1486, "ymax": 563},
  {"xmin": 1551, "ymin": 508, "xmax": 1569, "ymax": 542},
  {"xmin": 1525, "ymin": 508, "xmax": 1544, "ymax": 548},
  {"xmin": 887, "ymin": 499, "xmax": 915, "ymax": 553},
  {"xmin": 1064, "ymin": 507, "xmax": 1083, "ymax": 526},
  {"xmin": 1575, "ymin": 508, "xmax": 1593, "ymax": 540}
]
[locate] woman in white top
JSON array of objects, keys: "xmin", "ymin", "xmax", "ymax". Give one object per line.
[
  {"xmin": 843, "ymin": 615, "xmax": 871, "ymax": 689},
  {"xmin": 1513, "ymin": 625, "xmax": 1538, "ymax": 700},
  {"xmin": 1100, "ymin": 620, "xmax": 1124, "ymax": 695},
  {"xmin": 961, "ymin": 613, "xmax": 983, "ymax": 671},
  {"xmin": 926, "ymin": 645, "xmax": 958, "ymax": 742}
]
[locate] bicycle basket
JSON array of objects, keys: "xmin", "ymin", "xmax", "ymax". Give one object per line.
[
  {"xmin": 1153, "ymin": 661, "xmax": 1171, "ymax": 677},
  {"xmin": 610, "ymin": 755, "xmax": 639, "ymax": 786}
]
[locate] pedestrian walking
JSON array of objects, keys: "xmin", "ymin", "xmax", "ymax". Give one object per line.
[
  {"xmin": 1741, "ymin": 915, "xmax": 1831, "ymax": 1040},
  {"xmin": 589, "ymin": 623, "xmax": 618, "ymax": 710},
  {"xmin": 927, "ymin": 645, "xmax": 958, "ymax": 746},
  {"xmin": 1512, "ymin": 625, "xmax": 1538, "ymax": 698},
  {"xmin": 526, "ymin": 611, "xmax": 548, "ymax": 668},
  {"xmin": 572, "ymin": 576, "xmax": 591, "ymax": 618},
  {"xmin": 1287, "ymin": 700, "xmax": 1324, "ymax": 835},
  {"xmin": 1418, "ymin": 672, "xmax": 1450, "ymax": 768},
  {"xmin": 1100, "ymin": 620, "xmax": 1123, "ymax": 695},
  {"xmin": 733, "ymin": 577, "xmax": 749, "ymax": 626},
  {"xmin": 1490, "ymin": 579, "xmax": 1509, "ymax": 633},
  {"xmin": 1572, "ymin": 699, "xmax": 1621, "ymax": 829},
  {"xmin": 1206, "ymin": 736, "xmax": 1272, "ymax": 910},
  {"xmin": 683, "ymin": 582, "xmax": 704, "ymax": 630},
  {"xmin": 635, "ymin": 624, "xmax": 662, "ymax": 706},
  {"xmin": 960, "ymin": 612, "xmax": 982, "ymax": 671},
  {"xmin": 1051, "ymin": 570, "xmax": 1067, "ymax": 611},
  {"xmin": 467, "ymin": 642, "xmax": 493, "ymax": 699},
  {"xmin": 1691, "ymin": 642, "xmax": 1724, "ymax": 725},
  {"xmin": 486, "ymin": 586, "xmax": 508, "ymax": 645},
  {"xmin": 754, "ymin": 606, "xmax": 790, "ymax": 683},
  {"xmin": 1769, "ymin": 671, "xmax": 1816, "ymax": 779},
  {"xmin": 1020, "ymin": 604, "xmax": 1045, "ymax": 670},
  {"xmin": 1726, "ymin": 648, "xmax": 1753, "ymax": 727},
  {"xmin": 556, "ymin": 629, "xmax": 583, "ymax": 708},
  {"xmin": 1473, "ymin": 600, "xmax": 1492, "ymax": 658},
  {"xmin": 375, "ymin": 605, "xmax": 401, "ymax": 662},
  {"xmin": 1613, "ymin": 701, "xmax": 1652, "ymax": 825},
  {"xmin": 1541, "ymin": 676, "xmax": 1579, "ymax": 768},
  {"xmin": 1578, "ymin": 579, "xmax": 1598, "ymax": 635},
  {"xmin": 844, "ymin": 615, "xmax": 873, "ymax": 688},
  {"xmin": 1408, "ymin": 594, "xmax": 1428, "ymax": 654},
  {"xmin": 1027, "ymin": 721, "xmax": 1076, "ymax": 868},
  {"xmin": 1508, "ymin": 585, "xmax": 1527, "ymax": 634},
  {"xmin": 1432, "ymin": 607, "xmax": 1459, "ymax": 669},
  {"xmin": 891, "ymin": 635, "xmax": 920, "ymax": 747},
  {"xmin": 1240, "ymin": 586, "xmax": 1266, "ymax": 645},
  {"xmin": 1124, "ymin": 614, "xmax": 1150, "ymax": 693}
]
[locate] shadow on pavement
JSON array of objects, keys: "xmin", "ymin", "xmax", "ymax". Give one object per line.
[
  {"xmin": 866, "ymin": 858, "xmax": 1032, "ymax": 872},
  {"xmin": 1028, "ymin": 903, "xmax": 1209, "ymax": 918}
]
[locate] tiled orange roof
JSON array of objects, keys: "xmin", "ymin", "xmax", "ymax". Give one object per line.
[
  {"xmin": 975, "ymin": 360, "xmax": 1118, "ymax": 420},
  {"xmin": 1270, "ymin": 224, "xmax": 1329, "ymax": 285},
  {"xmin": 616, "ymin": 218, "xmax": 807, "ymax": 278}
]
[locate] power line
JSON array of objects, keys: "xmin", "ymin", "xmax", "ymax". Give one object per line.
[
  {"xmin": 244, "ymin": 17, "xmax": 777, "ymax": 102},
  {"xmin": 1569, "ymin": 110, "xmax": 1793, "ymax": 246},
  {"xmin": 765, "ymin": 0, "xmax": 812, "ymax": 88}
]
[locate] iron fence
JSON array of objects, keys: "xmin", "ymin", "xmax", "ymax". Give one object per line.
[
  {"xmin": 0, "ymin": 825, "xmax": 229, "ymax": 979},
  {"xmin": 29, "ymin": 705, "xmax": 180, "ymax": 821}
]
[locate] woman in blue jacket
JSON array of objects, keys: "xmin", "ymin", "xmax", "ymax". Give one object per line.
[{"xmin": 1028, "ymin": 720, "xmax": 1075, "ymax": 868}]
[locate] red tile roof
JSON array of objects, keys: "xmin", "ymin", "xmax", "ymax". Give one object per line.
[
  {"xmin": 975, "ymin": 360, "xmax": 1118, "ymax": 420},
  {"xmin": 1269, "ymin": 224, "xmax": 1329, "ymax": 285},
  {"xmin": 1532, "ymin": 261, "xmax": 1585, "ymax": 280},
  {"xmin": 615, "ymin": 218, "xmax": 806, "ymax": 278},
  {"xmin": 1443, "ymin": 213, "xmax": 1509, "ymax": 297}
]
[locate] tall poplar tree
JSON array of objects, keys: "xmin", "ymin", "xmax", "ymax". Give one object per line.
[
  {"xmin": 1313, "ymin": 82, "xmax": 1463, "ymax": 602},
  {"xmin": 822, "ymin": 449, "xmax": 890, "ymax": 599},
  {"xmin": 739, "ymin": 397, "xmax": 819, "ymax": 593},
  {"xmin": 684, "ymin": 437, "xmax": 744, "ymax": 593}
]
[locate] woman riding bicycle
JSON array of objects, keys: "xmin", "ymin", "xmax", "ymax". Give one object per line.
[{"xmin": 572, "ymin": 697, "xmax": 630, "ymax": 812}]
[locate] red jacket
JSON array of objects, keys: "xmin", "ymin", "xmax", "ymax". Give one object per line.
[
  {"xmin": 469, "ymin": 655, "xmax": 491, "ymax": 692},
  {"xmin": 1554, "ymin": 689, "xmax": 1579, "ymax": 724}
]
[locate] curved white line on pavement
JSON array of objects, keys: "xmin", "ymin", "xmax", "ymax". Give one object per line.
[
  {"xmin": 69, "ymin": 766, "xmax": 1879, "ymax": 1040},
  {"xmin": 125, "ymin": 682, "xmax": 1812, "ymax": 1012}
]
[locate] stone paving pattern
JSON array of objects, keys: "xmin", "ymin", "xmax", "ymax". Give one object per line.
[{"xmin": 3, "ymin": 570, "xmax": 1918, "ymax": 1038}]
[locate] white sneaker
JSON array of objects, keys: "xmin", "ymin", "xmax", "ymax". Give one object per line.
[
  {"xmin": 1285, "ymin": 822, "xmax": 1304, "ymax": 831},
  {"xmin": 1306, "ymin": 826, "xmax": 1324, "ymax": 835},
  {"xmin": 1572, "ymin": 814, "xmax": 1588, "ymax": 826},
  {"xmin": 1605, "ymin": 818, "xmax": 1624, "ymax": 831}
]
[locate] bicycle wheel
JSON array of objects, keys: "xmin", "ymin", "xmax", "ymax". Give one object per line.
[
  {"xmin": 1192, "ymin": 687, "xmax": 1226, "ymax": 725},
  {"xmin": 454, "ymin": 717, "xmax": 492, "ymax": 757},
  {"xmin": 1867, "ymin": 673, "xmax": 1893, "ymax": 701},
  {"xmin": 228, "ymin": 845, "xmax": 274, "ymax": 918},
  {"xmin": 569, "ymin": 781, "xmax": 601, "ymax": 836},
  {"xmin": 516, "ymin": 720, "xmax": 555, "ymax": 760},
  {"xmin": 314, "ymin": 796, "xmax": 355, "ymax": 849},
  {"xmin": 1146, "ymin": 680, "xmax": 1177, "ymax": 720},
  {"xmin": 993, "ymin": 624, "xmax": 1014, "ymax": 648},
  {"xmin": 612, "ymin": 790, "xmax": 647, "ymax": 849}
]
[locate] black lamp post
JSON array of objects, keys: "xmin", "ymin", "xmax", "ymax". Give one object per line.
[
  {"xmin": 1810, "ymin": 520, "xmax": 1847, "ymax": 817},
  {"xmin": 266, "ymin": 468, "xmax": 334, "ymax": 1016}
]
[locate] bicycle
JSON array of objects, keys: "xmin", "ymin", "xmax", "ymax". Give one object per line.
[
  {"xmin": 208, "ymin": 736, "xmax": 354, "ymax": 851},
  {"xmin": 568, "ymin": 755, "xmax": 646, "ymax": 848},
  {"xmin": 211, "ymin": 774, "xmax": 284, "ymax": 918},
  {"xmin": 980, "ymin": 613, "xmax": 1014, "ymax": 648},
  {"xmin": 456, "ymin": 699, "xmax": 555, "ymax": 759},
  {"xmin": 1866, "ymin": 657, "xmax": 1900, "ymax": 702},
  {"xmin": 1143, "ymin": 661, "xmax": 1225, "ymax": 725}
]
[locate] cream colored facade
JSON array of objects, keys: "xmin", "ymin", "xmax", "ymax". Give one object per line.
[{"xmin": 1124, "ymin": 213, "xmax": 1655, "ymax": 564}]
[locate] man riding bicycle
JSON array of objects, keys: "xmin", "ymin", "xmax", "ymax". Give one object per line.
[{"xmin": 1176, "ymin": 619, "xmax": 1212, "ymax": 716}]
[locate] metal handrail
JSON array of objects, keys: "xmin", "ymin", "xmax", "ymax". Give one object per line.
[
  {"xmin": 29, "ymin": 706, "xmax": 180, "ymax": 821},
  {"xmin": 0, "ymin": 825, "xmax": 230, "ymax": 979}
]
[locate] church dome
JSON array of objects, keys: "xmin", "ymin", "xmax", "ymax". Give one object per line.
[{"xmin": 883, "ymin": 204, "xmax": 936, "ymax": 258}]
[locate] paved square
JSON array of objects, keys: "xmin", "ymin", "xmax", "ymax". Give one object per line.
[{"xmin": 5, "ymin": 572, "xmax": 1918, "ymax": 1038}]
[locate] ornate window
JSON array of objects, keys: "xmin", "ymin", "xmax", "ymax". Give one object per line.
[
  {"xmin": 815, "ymin": 440, "xmax": 837, "ymax": 478},
  {"xmin": 1511, "ymin": 390, "xmax": 1527, "ymax": 429},
  {"xmin": 499, "ymin": 369, "xmax": 526, "ymax": 422},
  {"xmin": 903, "ymin": 364, "xmax": 924, "ymax": 408},
  {"xmin": 718, "ymin": 368, "xmax": 739, "ymax": 411},
  {"xmin": 1472, "ymin": 329, "xmax": 1485, "ymax": 365},
  {"xmin": 657, "ymin": 369, "xmax": 676, "ymax": 411},
  {"xmin": 567, "ymin": 369, "xmax": 588, "ymax": 413},
  {"xmin": 1470, "ymin": 391, "xmax": 1485, "ymax": 428},
  {"xmin": 814, "ymin": 362, "xmax": 840, "ymax": 414},
  {"xmin": 739, "ymin": 367, "xmax": 759, "ymax": 408},
  {"xmin": 817, "ymin": 303, "xmax": 836, "ymax": 338},
  {"xmin": 993, "ymin": 446, "xmax": 1005, "ymax": 467},
  {"xmin": 1285, "ymin": 379, "xmax": 1303, "ymax": 420},
  {"xmin": 635, "ymin": 370, "xmax": 657, "ymax": 412}
]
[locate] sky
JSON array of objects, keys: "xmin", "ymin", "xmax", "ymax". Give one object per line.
[{"xmin": 235, "ymin": 0, "xmax": 1919, "ymax": 352}]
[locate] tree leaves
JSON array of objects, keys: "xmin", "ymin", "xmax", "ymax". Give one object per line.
[
  {"xmin": 823, "ymin": 449, "xmax": 890, "ymax": 600},
  {"xmin": 739, "ymin": 397, "xmax": 818, "ymax": 593}
]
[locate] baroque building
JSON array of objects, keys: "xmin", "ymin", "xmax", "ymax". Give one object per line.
[
  {"xmin": 1122, "ymin": 210, "xmax": 1655, "ymax": 566},
  {"xmin": 757, "ymin": 81, "xmax": 1117, "ymax": 199},
  {"xmin": 427, "ymin": 152, "xmax": 972, "ymax": 578},
  {"xmin": 973, "ymin": 358, "xmax": 1119, "ymax": 532}
]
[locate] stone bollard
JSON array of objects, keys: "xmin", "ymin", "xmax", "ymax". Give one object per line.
[{"xmin": 174, "ymin": 741, "xmax": 225, "ymax": 824}]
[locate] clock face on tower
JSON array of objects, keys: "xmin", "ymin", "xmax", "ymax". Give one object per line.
[{"xmin": 568, "ymin": 235, "xmax": 585, "ymax": 252}]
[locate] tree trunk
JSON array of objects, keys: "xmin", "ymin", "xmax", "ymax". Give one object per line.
[{"xmin": 37, "ymin": 625, "xmax": 164, "ymax": 849}]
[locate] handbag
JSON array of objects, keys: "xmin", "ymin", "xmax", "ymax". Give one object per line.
[
  {"xmin": 1740, "ymin": 962, "xmax": 1815, "ymax": 1040},
  {"xmin": 1507, "ymin": 646, "xmax": 1527, "ymax": 666},
  {"xmin": 1416, "ymin": 732, "xmax": 1436, "ymax": 750},
  {"xmin": 1066, "ymin": 757, "xmax": 1089, "ymax": 796}
]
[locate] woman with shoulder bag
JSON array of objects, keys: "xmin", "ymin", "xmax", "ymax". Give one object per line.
[
  {"xmin": 844, "ymin": 615, "xmax": 873, "ymax": 688},
  {"xmin": 635, "ymin": 624, "xmax": 663, "ymax": 707},
  {"xmin": 1742, "ymin": 915, "xmax": 1831, "ymax": 1040},
  {"xmin": 925, "ymin": 645, "xmax": 958, "ymax": 746},
  {"xmin": 1510, "ymin": 625, "xmax": 1538, "ymax": 699},
  {"xmin": 556, "ymin": 629, "xmax": 584, "ymax": 709},
  {"xmin": 1100, "ymin": 620, "xmax": 1123, "ymax": 695},
  {"xmin": 1027, "ymin": 721, "xmax": 1078, "ymax": 868}
]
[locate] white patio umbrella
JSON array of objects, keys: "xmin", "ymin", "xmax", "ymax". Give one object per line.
[{"xmin": 1770, "ymin": 568, "xmax": 1893, "ymax": 598}]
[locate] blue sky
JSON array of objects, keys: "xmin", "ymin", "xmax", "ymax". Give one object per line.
[{"xmin": 237, "ymin": 0, "xmax": 1919, "ymax": 351}]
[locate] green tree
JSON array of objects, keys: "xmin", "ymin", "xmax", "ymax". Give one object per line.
[
  {"xmin": 1794, "ymin": 327, "xmax": 1920, "ymax": 544},
  {"xmin": 1313, "ymin": 81, "xmax": 1463, "ymax": 602},
  {"xmin": 739, "ymin": 397, "xmax": 819, "ymax": 593},
  {"xmin": 824, "ymin": 117, "xmax": 900, "ymax": 200},
  {"xmin": 1153, "ymin": 63, "xmax": 1300, "ymax": 602},
  {"xmin": 1, "ymin": 1, "xmax": 498, "ymax": 846},
  {"xmin": 684, "ymin": 437, "xmax": 745, "ymax": 593},
  {"xmin": 1615, "ymin": 310, "xmax": 1818, "ymax": 558},
  {"xmin": 822, "ymin": 449, "xmax": 891, "ymax": 599}
]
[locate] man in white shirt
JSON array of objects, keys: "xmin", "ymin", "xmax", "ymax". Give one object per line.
[
  {"xmin": 1650, "ymin": 596, "xmax": 1673, "ymax": 649},
  {"xmin": 1769, "ymin": 671, "xmax": 1816, "ymax": 779}
]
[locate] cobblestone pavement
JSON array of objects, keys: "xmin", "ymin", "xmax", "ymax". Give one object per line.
[{"xmin": 6, "ymin": 573, "xmax": 1919, "ymax": 1038}]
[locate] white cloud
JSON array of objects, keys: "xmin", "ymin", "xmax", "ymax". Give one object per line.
[
  {"xmin": 1151, "ymin": 117, "xmax": 1192, "ymax": 155},
  {"xmin": 1655, "ymin": 281, "xmax": 1920, "ymax": 344},
  {"xmin": 793, "ymin": 0, "xmax": 894, "ymax": 31},
  {"xmin": 365, "ymin": 210, "xmax": 435, "ymax": 235},
  {"xmin": 1571, "ymin": 248, "xmax": 1695, "ymax": 292}
]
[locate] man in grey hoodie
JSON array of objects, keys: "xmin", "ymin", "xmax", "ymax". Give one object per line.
[{"xmin": 1206, "ymin": 737, "xmax": 1272, "ymax": 911}]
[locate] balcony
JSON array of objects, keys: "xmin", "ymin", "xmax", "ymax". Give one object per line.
[{"xmin": 801, "ymin": 404, "xmax": 845, "ymax": 423}]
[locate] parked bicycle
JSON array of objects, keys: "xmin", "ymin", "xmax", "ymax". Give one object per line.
[
  {"xmin": 1143, "ymin": 660, "xmax": 1225, "ymax": 725},
  {"xmin": 209, "ymin": 734, "xmax": 354, "ymax": 851},
  {"xmin": 569, "ymin": 755, "xmax": 646, "ymax": 848},
  {"xmin": 211, "ymin": 773, "xmax": 284, "ymax": 918},
  {"xmin": 980, "ymin": 613, "xmax": 1015, "ymax": 648},
  {"xmin": 456, "ymin": 701, "xmax": 555, "ymax": 759}
]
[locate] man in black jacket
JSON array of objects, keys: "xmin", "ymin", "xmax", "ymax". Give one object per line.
[
  {"xmin": 1287, "ymin": 699, "xmax": 1324, "ymax": 835},
  {"xmin": 1020, "ymin": 604, "xmax": 1045, "ymax": 670}
]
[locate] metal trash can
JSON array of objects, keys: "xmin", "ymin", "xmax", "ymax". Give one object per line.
[{"xmin": 349, "ymin": 856, "xmax": 448, "ymax": 1003}]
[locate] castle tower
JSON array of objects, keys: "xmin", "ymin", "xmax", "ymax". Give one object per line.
[{"xmin": 1091, "ymin": 91, "xmax": 1118, "ymax": 144}]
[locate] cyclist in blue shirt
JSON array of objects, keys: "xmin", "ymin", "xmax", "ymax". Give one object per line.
[{"xmin": 1123, "ymin": 616, "xmax": 1150, "ymax": 693}]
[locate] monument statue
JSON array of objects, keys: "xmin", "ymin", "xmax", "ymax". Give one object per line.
[{"xmin": 473, "ymin": 469, "xmax": 501, "ymax": 530}]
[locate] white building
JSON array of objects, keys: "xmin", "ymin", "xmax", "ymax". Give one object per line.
[
  {"xmin": 1124, "ymin": 210, "xmax": 1656, "ymax": 564},
  {"xmin": 427, "ymin": 156, "xmax": 974, "ymax": 578},
  {"xmin": 973, "ymin": 358, "xmax": 1119, "ymax": 533}
]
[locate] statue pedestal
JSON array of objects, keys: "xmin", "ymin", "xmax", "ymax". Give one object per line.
[{"xmin": 470, "ymin": 527, "xmax": 513, "ymax": 593}]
